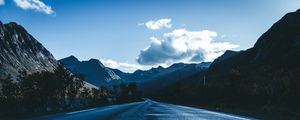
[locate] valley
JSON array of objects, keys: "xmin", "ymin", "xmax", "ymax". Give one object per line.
[{"xmin": 1, "ymin": 4, "xmax": 300, "ymax": 119}]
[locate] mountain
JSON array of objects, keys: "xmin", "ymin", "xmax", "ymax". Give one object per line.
[
  {"xmin": 139, "ymin": 62, "xmax": 211, "ymax": 95},
  {"xmin": 109, "ymin": 68, "xmax": 132, "ymax": 81},
  {"xmin": 116, "ymin": 62, "xmax": 210, "ymax": 82},
  {"xmin": 210, "ymin": 9, "xmax": 300, "ymax": 73},
  {"xmin": 59, "ymin": 56, "xmax": 121, "ymax": 88},
  {"xmin": 211, "ymin": 50, "xmax": 240, "ymax": 65},
  {"xmin": 110, "ymin": 62, "xmax": 211, "ymax": 95},
  {"xmin": 154, "ymin": 9, "xmax": 300, "ymax": 119},
  {"xmin": 60, "ymin": 55, "xmax": 211, "ymax": 93},
  {"xmin": 0, "ymin": 21, "xmax": 58, "ymax": 79},
  {"xmin": 205, "ymin": 9, "xmax": 300, "ymax": 118},
  {"xmin": 204, "ymin": 9, "xmax": 300, "ymax": 81},
  {"xmin": 207, "ymin": 50, "xmax": 241, "ymax": 74}
]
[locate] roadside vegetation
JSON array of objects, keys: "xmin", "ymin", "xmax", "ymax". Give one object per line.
[{"xmin": 0, "ymin": 65, "xmax": 141, "ymax": 118}]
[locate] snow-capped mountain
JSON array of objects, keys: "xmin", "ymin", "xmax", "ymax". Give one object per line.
[
  {"xmin": 0, "ymin": 21, "xmax": 58, "ymax": 79},
  {"xmin": 59, "ymin": 56, "xmax": 121, "ymax": 88}
]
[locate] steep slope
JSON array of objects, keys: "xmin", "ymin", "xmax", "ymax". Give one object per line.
[
  {"xmin": 204, "ymin": 9, "xmax": 300, "ymax": 118},
  {"xmin": 155, "ymin": 9, "xmax": 300, "ymax": 119},
  {"xmin": 252, "ymin": 9, "xmax": 300, "ymax": 63},
  {"xmin": 109, "ymin": 68, "xmax": 132, "ymax": 81},
  {"xmin": 0, "ymin": 21, "xmax": 58, "ymax": 79},
  {"xmin": 59, "ymin": 56, "xmax": 121, "ymax": 88},
  {"xmin": 211, "ymin": 50, "xmax": 240, "ymax": 65},
  {"xmin": 209, "ymin": 9, "xmax": 300, "ymax": 73}
]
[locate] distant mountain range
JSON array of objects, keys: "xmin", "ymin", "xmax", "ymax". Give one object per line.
[
  {"xmin": 0, "ymin": 21, "xmax": 57, "ymax": 79},
  {"xmin": 59, "ymin": 55, "xmax": 211, "ymax": 93},
  {"xmin": 127, "ymin": 62, "xmax": 211, "ymax": 94}
]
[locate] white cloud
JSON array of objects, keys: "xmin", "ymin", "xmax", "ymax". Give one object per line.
[
  {"xmin": 0, "ymin": 0, "xmax": 4, "ymax": 5},
  {"xmin": 136, "ymin": 29, "xmax": 239, "ymax": 66},
  {"xmin": 13, "ymin": 0, "xmax": 55, "ymax": 15},
  {"xmin": 100, "ymin": 59, "xmax": 144, "ymax": 73},
  {"xmin": 143, "ymin": 18, "xmax": 172, "ymax": 30}
]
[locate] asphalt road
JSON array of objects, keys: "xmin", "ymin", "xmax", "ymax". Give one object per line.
[{"xmin": 29, "ymin": 100, "xmax": 257, "ymax": 120}]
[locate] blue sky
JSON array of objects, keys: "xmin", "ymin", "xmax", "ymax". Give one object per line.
[{"xmin": 1, "ymin": 0, "xmax": 300, "ymax": 72}]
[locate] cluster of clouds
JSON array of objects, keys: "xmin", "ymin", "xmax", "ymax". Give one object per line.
[
  {"xmin": 136, "ymin": 29, "xmax": 239, "ymax": 66},
  {"xmin": 0, "ymin": 0, "xmax": 55, "ymax": 15},
  {"xmin": 139, "ymin": 18, "xmax": 172, "ymax": 30},
  {"xmin": 104, "ymin": 18, "xmax": 239, "ymax": 72}
]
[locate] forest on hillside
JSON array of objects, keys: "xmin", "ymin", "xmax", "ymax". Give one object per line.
[{"xmin": 0, "ymin": 65, "xmax": 140, "ymax": 118}]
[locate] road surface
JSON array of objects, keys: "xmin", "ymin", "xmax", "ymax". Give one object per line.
[{"xmin": 29, "ymin": 100, "xmax": 257, "ymax": 120}]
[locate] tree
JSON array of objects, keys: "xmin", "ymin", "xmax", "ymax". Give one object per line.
[
  {"xmin": 0, "ymin": 65, "xmax": 115, "ymax": 117},
  {"xmin": 53, "ymin": 65, "xmax": 83, "ymax": 108},
  {"xmin": 0, "ymin": 75, "xmax": 19, "ymax": 99},
  {"xmin": 0, "ymin": 75, "xmax": 20, "ymax": 114},
  {"xmin": 128, "ymin": 82, "xmax": 137, "ymax": 97},
  {"xmin": 120, "ymin": 83, "xmax": 128, "ymax": 98}
]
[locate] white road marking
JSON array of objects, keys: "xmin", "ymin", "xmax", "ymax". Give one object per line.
[
  {"xmin": 145, "ymin": 113, "xmax": 171, "ymax": 116},
  {"xmin": 66, "ymin": 108, "xmax": 97, "ymax": 115}
]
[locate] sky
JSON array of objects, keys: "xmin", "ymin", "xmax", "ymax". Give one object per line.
[{"xmin": 0, "ymin": 0, "xmax": 300, "ymax": 72}]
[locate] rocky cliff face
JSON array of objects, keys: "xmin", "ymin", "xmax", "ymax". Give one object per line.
[{"xmin": 0, "ymin": 21, "xmax": 58, "ymax": 78}]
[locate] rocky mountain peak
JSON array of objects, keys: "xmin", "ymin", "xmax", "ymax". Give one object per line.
[
  {"xmin": 0, "ymin": 21, "xmax": 58, "ymax": 78},
  {"xmin": 88, "ymin": 58, "xmax": 104, "ymax": 65},
  {"xmin": 59, "ymin": 56, "xmax": 121, "ymax": 88},
  {"xmin": 60, "ymin": 55, "xmax": 80, "ymax": 64}
]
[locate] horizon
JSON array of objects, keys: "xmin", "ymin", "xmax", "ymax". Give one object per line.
[{"xmin": 1, "ymin": 0, "xmax": 300, "ymax": 72}]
